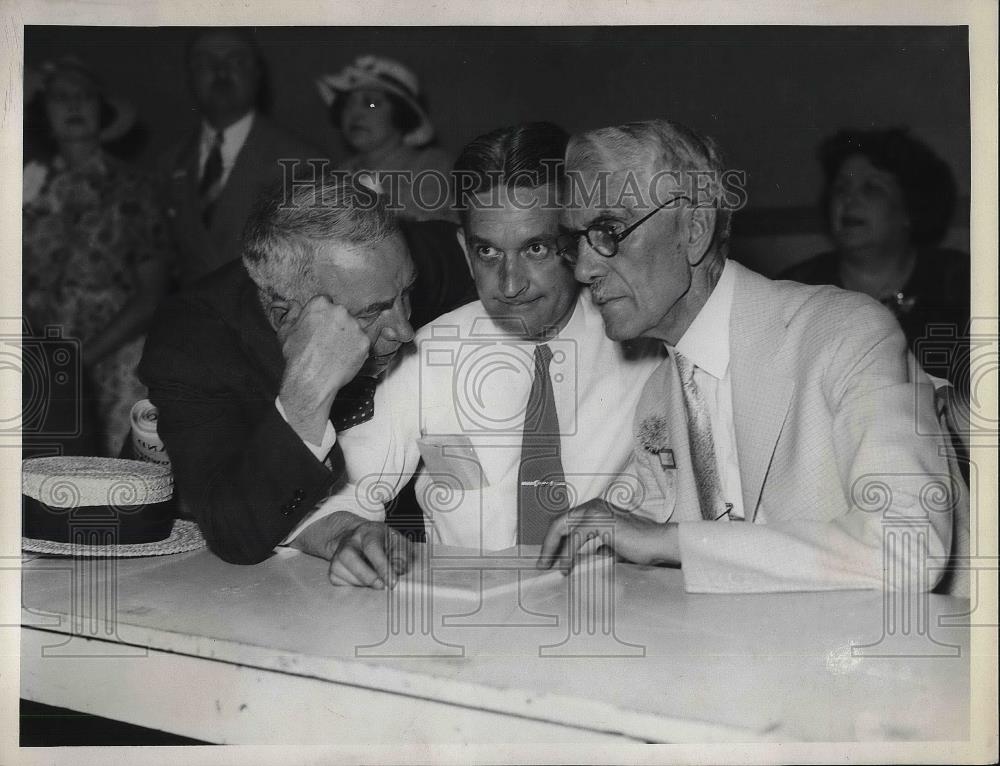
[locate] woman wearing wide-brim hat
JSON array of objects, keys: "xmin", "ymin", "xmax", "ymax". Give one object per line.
[
  {"xmin": 22, "ymin": 56, "xmax": 172, "ymax": 457},
  {"xmin": 317, "ymin": 55, "xmax": 456, "ymax": 222}
]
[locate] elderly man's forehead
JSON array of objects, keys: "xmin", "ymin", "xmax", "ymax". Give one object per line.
[
  {"xmin": 563, "ymin": 165, "xmax": 688, "ymax": 212},
  {"xmin": 315, "ymin": 233, "xmax": 407, "ymax": 270}
]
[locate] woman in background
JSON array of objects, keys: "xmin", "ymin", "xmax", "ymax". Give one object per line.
[
  {"xmin": 23, "ymin": 56, "xmax": 170, "ymax": 456},
  {"xmin": 782, "ymin": 128, "xmax": 969, "ymax": 391},
  {"xmin": 316, "ymin": 55, "xmax": 456, "ymax": 222}
]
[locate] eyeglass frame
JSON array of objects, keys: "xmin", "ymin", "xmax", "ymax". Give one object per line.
[{"xmin": 557, "ymin": 194, "xmax": 694, "ymax": 264}]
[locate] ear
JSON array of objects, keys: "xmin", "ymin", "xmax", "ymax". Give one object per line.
[
  {"xmin": 686, "ymin": 206, "xmax": 717, "ymax": 267},
  {"xmin": 456, "ymin": 227, "xmax": 474, "ymax": 278},
  {"xmin": 265, "ymin": 296, "xmax": 299, "ymax": 336}
]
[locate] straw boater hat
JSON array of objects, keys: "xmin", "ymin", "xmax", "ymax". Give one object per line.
[
  {"xmin": 24, "ymin": 56, "xmax": 137, "ymax": 143},
  {"xmin": 315, "ymin": 55, "xmax": 435, "ymax": 148},
  {"xmin": 22, "ymin": 457, "xmax": 204, "ymax": 557}
]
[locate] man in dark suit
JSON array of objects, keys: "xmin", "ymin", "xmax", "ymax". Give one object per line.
[
  {"xmin": 159, "ymin": 28, "xmax": 321, "ymax": 285},
  {"xmin": 139, "ymin": 176, "xmax": 449, "ymax": 583}
]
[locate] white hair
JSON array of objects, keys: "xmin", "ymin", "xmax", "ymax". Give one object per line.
[
  {"xmin": 566, "ymin": 119, "xmax": 733, "ymax": 257},
  {"xmin": 241, "ymin": 175, "xmax": 400, "ymax": 304}
]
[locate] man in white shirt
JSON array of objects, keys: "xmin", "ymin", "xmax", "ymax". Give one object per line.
[
  {"xmin": 290, "ymin": 123, "xmax": 663, "ymax": 584},
  {"xmin": 537, "ymin": 119, "xmax": 960, "ymax": 594}
]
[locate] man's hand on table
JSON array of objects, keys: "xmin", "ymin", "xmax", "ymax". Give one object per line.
[
  {"xmin": 289, "ymin": 511, "xmax": 414, "ymax": 589},
  {"xmin": 276, "ymin": 295, "xmax": 371, "ymax": 445},
  {"xmin": 536, "ymin": 498, "xmax": 681, "ymax": 573}
]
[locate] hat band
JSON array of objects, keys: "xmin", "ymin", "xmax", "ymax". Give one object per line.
[
  {"xmin": 369, "ymin": 71, "xmax": 422, "ymax": 104},
  {"xmin": 23, "ymin": 495, "xmax": 176, "ymax": 545}
]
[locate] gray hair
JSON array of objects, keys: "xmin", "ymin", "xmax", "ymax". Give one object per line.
[
  {"xmin": 242, "ymin": 175, "xmax": 400, "ymax": 304},
  {"xmin": 566, "ymin": 120, "xmax": 734, "ymax": 258}
]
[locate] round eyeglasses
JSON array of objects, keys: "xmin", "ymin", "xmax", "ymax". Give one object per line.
[{"xmin": 557, "ymin": 195, "xmax": 692, "ymax": 264}]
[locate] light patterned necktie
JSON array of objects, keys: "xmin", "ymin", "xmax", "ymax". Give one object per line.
[
  {"xmin": 517, "ymin": 344, "xmax": 568, "ymax": 543},
  {"xmin": 675, "ymin": 352, "xmax": 728, "ymax": 521}
]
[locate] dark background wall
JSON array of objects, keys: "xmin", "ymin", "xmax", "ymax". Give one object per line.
[{"xmin": 24, "ymin": 25, "xmax": 970, "ymax": 273}]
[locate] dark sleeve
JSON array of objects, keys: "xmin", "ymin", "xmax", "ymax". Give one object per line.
[
  {"xmin": 400, "ymin": 219, "xmax": 477, "ymax": 330},
  {"xmin": 138, "ymin": 303, "xmax": 344, "ymax": 565}
]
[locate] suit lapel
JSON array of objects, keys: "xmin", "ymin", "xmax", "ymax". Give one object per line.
[
  {"xmin": 728, "ymin": 262, "xmax": 795, "ymax": 522},
  {"xmin": 210, "ymin": 117, "xmax": 267, "ymax": 242}
]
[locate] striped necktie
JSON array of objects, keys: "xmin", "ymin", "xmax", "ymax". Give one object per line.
[
  {"xmin": 675, "ymin": 352, "xmax": 728, "ymax": 521},
  {"xmin": 517, "ymin": 344, "xmax": 567, "ymax": 544}
]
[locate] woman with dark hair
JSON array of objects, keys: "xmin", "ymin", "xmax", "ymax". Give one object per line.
[
  {"xmin": 22, "ymin": 56, "xmax": 171, "ymax": 455},
  {"xmin": 781, "ymin": 128, "xmax": 969, "ymax": 390},
  {"xmin": 316, "ymin": 55, "xmax": 456, "ymax": 222}
]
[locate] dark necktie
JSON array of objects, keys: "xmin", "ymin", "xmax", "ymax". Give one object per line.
[
  {"xmin": 675, "ymin": 352, "xmax": 728, "ymax": 521},
  {"xmin": 199, "ymin": 130, "xmax": 224, "ymax": 225},
  {"xmin": 517, "ymin": 344, "xmax": 567, "ymax": 544},
  {"xmin": 329, "ymin": 376, "xmax": 377, "ymax": 433}
]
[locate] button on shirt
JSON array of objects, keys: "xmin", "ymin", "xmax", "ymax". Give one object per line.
[
  {"xmin": 198, "ymin": 111, "xmax": 255, "ymax": 193},
  {"xmin": 673, "ymin": 259, "xmax": 758, "ymax": 522}
]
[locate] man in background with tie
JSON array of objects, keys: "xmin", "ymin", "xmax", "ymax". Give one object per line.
[
  {"xmin": 537, "ymin": 119, "xmax": 961, "ymax": 594},
  {"xmin": 287, "ymin": 122, "xmax": 663, "ymax": 586},
  {"xmin": 158, "ymin": 27, "xmax": 320, "ymax": 285}
]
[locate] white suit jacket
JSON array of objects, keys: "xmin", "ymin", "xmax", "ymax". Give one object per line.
[{"xmin": 625, "ymin": 261, "xmax": 958, "ymax": 593}]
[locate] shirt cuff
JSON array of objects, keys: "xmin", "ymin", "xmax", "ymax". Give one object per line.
[
  {"xmin": 278, "ymin": 489, "xmax": 386, "ymax": 547},
  {"xmin": 274, "ymin": 396, "xmax": 337, "ymax": 463}
]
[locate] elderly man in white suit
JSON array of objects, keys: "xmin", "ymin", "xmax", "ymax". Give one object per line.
[{"xmin": 538, "ymin": 119, "xmax": 963, "ymax": 594}]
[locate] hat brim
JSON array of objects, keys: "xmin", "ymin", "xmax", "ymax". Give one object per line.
[
  {"xmin": 22, "ymin": 518, "xmax": 205, "ymax": 558},
  {"xmin": 26, "ymin": 65, "xmax": 137, "ymax": 144},
  {"xmin": 316, "ymin": 72, "xmax": 434, "ymax": 147}
]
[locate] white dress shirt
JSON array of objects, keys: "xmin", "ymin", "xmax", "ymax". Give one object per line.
[
  {"xmin": 286, "ymin": 292, "xmax": 664, "ymax": 549},
  {"xmin": 198, "ymin": 111, "xmax": 255, "ymax": 190},
  {"xmin": 673, "ymin": 259, "xmax": 759, "ymax": 521}
]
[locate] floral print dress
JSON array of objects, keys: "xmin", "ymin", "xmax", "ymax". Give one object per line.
[{"xmin": 23, "ymin": 152, "xmax": 171, "ymax": 455}]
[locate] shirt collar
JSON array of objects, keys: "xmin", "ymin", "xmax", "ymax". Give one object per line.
[
  {"xmin": 674, "ymin": 258, "xmax": 736, "ymax": 380},
  {"xmin": 201, "ymin": 111, "xmax": 255, "ymax": 164}
]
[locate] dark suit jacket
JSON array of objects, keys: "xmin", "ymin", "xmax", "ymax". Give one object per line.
[
  {"xmin": 159, "ymin": 114, "xmax": 321, "ymax": 286},
  {"xmin": 138, "ymin": 222, "xmax": 474, "ymax": 564},
  {"xmin": 138, "ymin": 261, "xmax": 342, "ymax": 564}
]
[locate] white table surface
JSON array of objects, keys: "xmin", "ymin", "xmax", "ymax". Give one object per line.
[{"xmin": 20, "ymin": 545, "xmax": 971, "ymax": 744}]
